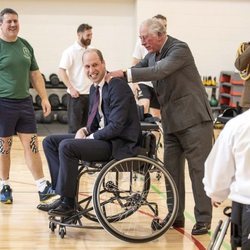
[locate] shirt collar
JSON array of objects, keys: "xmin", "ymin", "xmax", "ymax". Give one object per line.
[
  {"xmin": 93, "ymin": 73, "xmax": 106, "ymax": 89},
  {"xmin": 158, "ymin": 36, "xmax": 168, "ymax": 54},
  {"xmin": 74, "ymin": 41, "xmax": 88, "ymax": 50}
]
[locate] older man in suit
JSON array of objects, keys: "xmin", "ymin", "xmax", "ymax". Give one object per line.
[
  {"xmin": 38, "ymin": 48, "xmax": 141, "ymax": 216},
  {"xmin": 108, "ymin": 18, "xmax": 214, "ymax": 235}
]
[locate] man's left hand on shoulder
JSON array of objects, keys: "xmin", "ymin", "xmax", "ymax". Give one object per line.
[{"xmin": 106, "ymin": 70, "xmax": 124, "ymax": 83}]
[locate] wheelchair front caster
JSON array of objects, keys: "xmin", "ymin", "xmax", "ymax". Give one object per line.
[
  {"xmin": 59, "ymin": 226, "xmax": 66, "ymax": 239},
  {"xmin": 49, "ymin": 221, "xmax": 56, "ymax": 232}
]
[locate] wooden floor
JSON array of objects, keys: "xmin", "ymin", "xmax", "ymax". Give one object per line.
[{"xmin": 0, "ymin": 134, "xmax": 232, "ymax": 250}]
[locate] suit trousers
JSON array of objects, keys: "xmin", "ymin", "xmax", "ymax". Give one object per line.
[
  {"xmin": 42, "ymin": 134, "xmax": 112, "ymax": 198},
  {"xmin": 163, "ymin": 121, "xmax": 213, "ymax": 224},
  {"xmin": 67, "ymin": 94, "xmax": 89, "ymax": 133}
]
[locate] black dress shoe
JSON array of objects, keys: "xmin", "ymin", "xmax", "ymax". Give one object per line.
[
  {"xmin": 37, "ymin": 198, "xmax": 62, "ymax": 212},
  {"xmin": 48, "ymin": 203, "xmax": 75, "ymax": 217},
  {"xmin": 191, "ymin": 222, "xmax": 211, "ymax": 235}
]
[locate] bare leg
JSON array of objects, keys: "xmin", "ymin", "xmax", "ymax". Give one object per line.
[
  {"xmin": 138, "ymin": 98, "xmax": 150, "ymax": 114},
  {"xmin": 18, "ymin": 133, "xmax": 44, "ymax": 180},
  {"xmin": 0, "ymin": 137, "xmax": 12, "ymax": 180},
  {"xmin": 149, "ymin": 107, "xmax": 161, "ymax": 119}
]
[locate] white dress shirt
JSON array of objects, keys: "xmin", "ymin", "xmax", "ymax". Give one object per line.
[
  {"xmin": 203, "ymin": 110, "xmax": 250, "ymax": 204},
  {"xmin": 87, "ymin": 77, "xmax": 105, "ymax": 139}
]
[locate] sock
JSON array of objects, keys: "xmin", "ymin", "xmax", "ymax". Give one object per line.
[
  {"xmin": 35, "ymin": 177, "xmax": 47, "ymax": 192},
  {"xmin": 0, "ymin": 179, "xmax": 10, "ymax": 189}
]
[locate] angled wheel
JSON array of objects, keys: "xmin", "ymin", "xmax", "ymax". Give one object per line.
[
  {"xmin": 59, "ymin": 226, "xmax": 66, "ymax": 239},
  {"xmin": 93, "ymin": 156, "xmax": 179, "ymax": 243},
  {"xmin": 49, "ymin": 221, "xmax": 56, "ymax": 232}
]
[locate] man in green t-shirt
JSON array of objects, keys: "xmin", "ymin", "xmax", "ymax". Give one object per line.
[{"xmin": 0, "ymin": 8, "xmax": 56, "ymax": 204}]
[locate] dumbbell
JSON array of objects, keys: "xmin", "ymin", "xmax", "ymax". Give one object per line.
[
  {"xmin": 48, "ymin": 93, "xmax": 60, "ymax": 109},
  {"xmin": 57, "ymin": 111, "xmax": 68, "ymax": 124},
  {"xmin": 61, "ymin": 94, "xmax": 69, "ymax": 108},
  {"xmin": 35, "ymin": 110, "xmax": 54, "ymax": 123},
  {"xmin": 49, "ymin": 73, "xmax": 60, "ymax": 86},
  {"xmin": 35, "ymin": 95, "xmax": 42, "ymax": 107},
  {"xmin": 41, "ymin": 73, "xmax": 47, "ymax": 83}
]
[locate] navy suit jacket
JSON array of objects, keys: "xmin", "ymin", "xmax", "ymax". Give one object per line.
[{"xmin": 88, "ymin": 77, "xmax": 141, "ymax": 160}]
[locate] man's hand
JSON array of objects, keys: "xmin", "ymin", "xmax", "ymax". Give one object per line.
[
  {"xmin": 75, "ymin": 128, "xmax": 87, "ymax": 139},
  {"xmin": 134, "ymin": 83, "xmax": 141, "ymax": 98},
  {"xmin": 106, "ymin": 70, "xmax": 124, "ymax": 83},
  {"xmin": 69, "ymin": 86, "xmax": 79, "ymax": 98},
  {"xmin": 41, "ymin": 99, "xmax": 51, "ymax": 117},
  {"xmin": 212, "ymin": 199, "xmax": 221, "ymax": 208}
]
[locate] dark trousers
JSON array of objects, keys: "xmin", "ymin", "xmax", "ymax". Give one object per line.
[
  {"xmin": 231, "ymin": 201, "xmax": 250, "ymax": 250},
  {"xmin": 67, "ymin": 94, "xmax": 89, "ymax": 133},
  {"xmin": 163, "ymin": 121, "xmax": 213, "ymax": 224},
  {"xmin": 42, "ymin": 134, "xmax": 112, "ymax": 198}
]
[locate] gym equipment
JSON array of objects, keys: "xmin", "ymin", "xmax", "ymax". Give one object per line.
[
  {"xmin": 61, "ymin": 94, "xmax": 69, "ymax": 108},
  {"xmin": 210, "ymin": 88, "xmax": 219, "ymax": 107},
  {"xmin": 35, "ymin": 110, "xmax": 54, "ymax": 124},
  {"xmin": 49, "ymin": 73, "xmax": 60, "ymax": 86},
  {"xmin": 35, "ymin": 95, "xmax": 42, "ymax": 107},
  {"xmin": 48, "ymin": 93, "xmax": 60, "ymax": 109},
  {"xmin": 216, "ymin": 107, "xmax": 238, "ymax": 124},
  {"xmin": 57, "ymin": 110, "xmax": 68, "ymax": 124},
  {"xmin": 41, "ymin": 73, "xmax": 47, "ymax": 83}
]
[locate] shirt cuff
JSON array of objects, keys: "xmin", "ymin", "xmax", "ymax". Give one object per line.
[
  {"xmin": 87, "ymin": 133, "xmax": 94, "ymax": 139},
  {"xmin": 127, "ymin": 68, "xmax": 132, "ymax": 83}
]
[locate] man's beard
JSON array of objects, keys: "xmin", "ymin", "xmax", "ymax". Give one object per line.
[{"xmin": 81, "ymin": 38, "xmax": 91, "ymax": 47}]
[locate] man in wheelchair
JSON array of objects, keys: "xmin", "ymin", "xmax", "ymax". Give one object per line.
[
  {"xmin": 38, "ymin": 49, "xmax": 141, "ymax": 216},
  {"xmin": 203, "ymin": 109, "xmax": 250, "ymax": 249}
]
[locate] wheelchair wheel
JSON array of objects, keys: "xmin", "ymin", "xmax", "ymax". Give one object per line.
[{"xmin": 93, "ymin": 156, "xmax": 179, "ymax": 243}]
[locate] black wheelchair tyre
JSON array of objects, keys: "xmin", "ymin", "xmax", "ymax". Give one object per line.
[{"xmin": 93, "ymin": 156, "xmax": 179, "ymax": 243}]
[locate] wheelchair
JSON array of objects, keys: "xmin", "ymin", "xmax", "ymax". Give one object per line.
[
  {"xmin": 208, "ymin": 207, "xmax": 232, "ymax": 250},
  {"xmin": 48, "ymin": 121, "xmax": 179, "ymax": 243},
  {"xmin": 208, "ymin": 205, "xmax": 247, "ymax": 250}
]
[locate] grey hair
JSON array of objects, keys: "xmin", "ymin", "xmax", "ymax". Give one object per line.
[{"xmin": 140, "ymin": 18, "xmax": 166, "ymax": 36}]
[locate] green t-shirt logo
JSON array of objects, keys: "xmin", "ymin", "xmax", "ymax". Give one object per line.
[{"xmin": 23, "ymin": 46, "xmax": 31, "ymax": 59}]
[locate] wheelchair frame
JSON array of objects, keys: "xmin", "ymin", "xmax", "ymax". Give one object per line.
[
  {"xmin": 208, "ymin": 207, "xmax": 232, "ymax": 250},
  {"xmin": 48, "ymin": 122, "xmax": 179, "ymax": 243}
]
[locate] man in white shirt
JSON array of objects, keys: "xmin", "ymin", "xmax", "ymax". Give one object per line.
[
  {"xmin": 203, "ymin": 110, "xmax": 250, "ymax": 249},
  {"xmin": 58, "ymin": 24, "xmax": 93, "ymax": 133}
]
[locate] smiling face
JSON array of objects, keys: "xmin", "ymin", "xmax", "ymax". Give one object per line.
[
  {"xmin": 83, "ymin": 50, "xmax": 106, "ymax": 84},
  {"xmin": 0, "ymin": 13, "xmax": 19, "ymax": 42}
]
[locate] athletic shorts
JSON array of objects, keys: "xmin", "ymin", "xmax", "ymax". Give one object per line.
[
  {"xmin": 0, "ymin": 96, "xmax": 37, "ymax": 137},
  {"xmin": 137, "ymin": 84, "xmax": 160, "ymax": 109}
]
